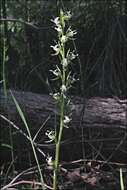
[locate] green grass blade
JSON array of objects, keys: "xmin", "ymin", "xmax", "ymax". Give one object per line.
[
  {"xmin": 10, "ymin": 91, "xmax": 46, "ymax": 190},
  {"xmin": 120, "ymin": 168, "xmax": 125, "ymax": 190}
]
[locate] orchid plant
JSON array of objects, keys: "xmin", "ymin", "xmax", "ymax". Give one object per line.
[{"xmin": 46, "ymin": 10, "xmax": 77, "ymax": 190}]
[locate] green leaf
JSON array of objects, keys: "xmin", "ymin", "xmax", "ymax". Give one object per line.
[
  {"xmin": 11, "ymin": 91, "xmax": 28, "ymax": 130},
  {"xmin": 10, "ymin": 91, "xmax": 45, "ymax": 189}
]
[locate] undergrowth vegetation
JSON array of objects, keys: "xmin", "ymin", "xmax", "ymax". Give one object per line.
[
  {"xmin": 1, "ymin": 9, "xmax": 78, "ymax": 190},
  {"xmin": 0, "ymin": 1, "xmax": 127, "ymax": 190}
]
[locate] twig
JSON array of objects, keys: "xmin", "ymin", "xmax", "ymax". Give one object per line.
[
  {"xmin": 61, "ymin": 158, "xmax": 127, "ymax": 167},
  {"xmin": 0, "ymin": 18, "xmax": 50, "ymax": 31},
  {"xmin": 1, "ymin": 180, "xmax": 53, "ymax": 190},
  {"xmin": 0, "ymin": 114, "xmax": 46, "ymax": 157}
]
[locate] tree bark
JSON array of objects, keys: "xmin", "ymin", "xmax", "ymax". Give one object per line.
[
  {"xmin": 0, "ymin": 89, "xmax": 126, "ymax": 130},
  {"xmin": 0, "ymin": 89, "xmax": 127, "ymax": 163}
]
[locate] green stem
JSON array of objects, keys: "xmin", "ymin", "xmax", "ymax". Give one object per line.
[
  {"xmin": 53, "ymin": 91, "xmax": 65, "ymax": 190},
  {"xmin": 52, "ymin": 10, "xmax": 70, "ymax": 189},
  {"xmin": 2, "ymin": 39, "xmax": 7, "ymax": 97},
  {"xmin": 53, "ymin": 41, "xmax": 66, "ymax": 190}
]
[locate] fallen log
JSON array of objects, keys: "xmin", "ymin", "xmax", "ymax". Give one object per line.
[
  {"xmin": 0, "ymin": 89, "xmax": 127, "ymax": 164},
  {"xmin": 0, "ymin": 89, "xmax": 127, "ymax": 130}
]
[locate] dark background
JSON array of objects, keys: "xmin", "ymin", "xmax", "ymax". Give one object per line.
[{"xmin": 1, "ymin": 0, "xmax": 127, "ymax": 97}]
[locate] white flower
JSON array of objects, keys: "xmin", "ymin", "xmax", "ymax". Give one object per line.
[
  {"xmin": 50, "ymin": 44, "xmax": 60, "ymax": 55},
  {"xmin": 64, "ymin": 116, "xmax": 71, "ymax": 128},
  {"xmin": 46, "ymin": 156, "xmax": 54, "ymax": 166},
  {"xmin": 52, "ymin": 92, "xmax": 60, "ymax": 101},
  {"xmin": 61, "ymin": 35, "xmax": 67, "ymax": 43},
  {"xmin": 67, "ymin": 27, "xmax": 77, "ymax": 38},
  {"xmin": 64, "ymin": 11, "xmax": 72, "ymax": 21},
  {"xmin": 61, "ymin": 84, "xmax": 67, "ymax": 93},
  {"xmin": 66, "ymin": 50, "xmax": 78, "ymax": 62},
  {"xmin": 62, "ymin": 58, "xmax": 68, "ymax": 67},
  {"xmin": 51, "ymin": 17, "xmax": 60, "ymax": 26},
  {"xmin": 55, "ymin": 26, "xmax": 62, "ymax": 33},
  {"xmin": 64, "ymin": 116, "xmax": 71, "ymax": 124},
  {"xmin": 50, "ymin": 66, "xmax": 61, "ymax": 77},
  {"xmin": 70, "ymin": 52, "xmax": 78, "ymax": 60},
  {"xmin": 45, "ymin": 130, "xmax": 55, "ymax": 142}
]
